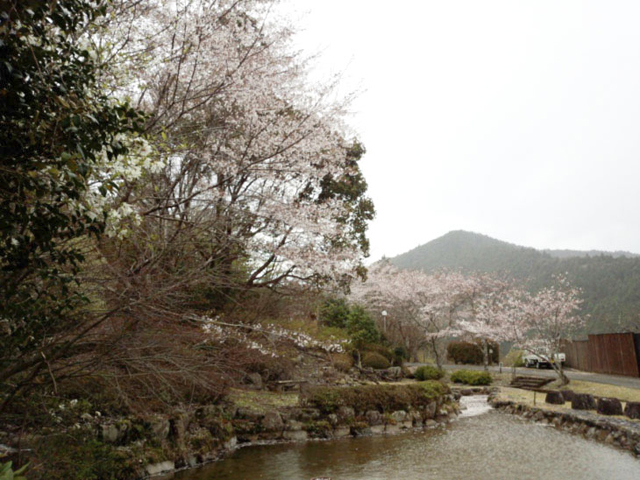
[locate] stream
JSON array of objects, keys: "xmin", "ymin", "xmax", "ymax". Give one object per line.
[{"xmin": 171, "ymin": 396, "xmax": 640, "ymax": 479}]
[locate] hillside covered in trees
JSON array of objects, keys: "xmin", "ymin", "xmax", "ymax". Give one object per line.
[{"xmin": 390, "ymin": 231, "xmax": 640, "ymax": 334}]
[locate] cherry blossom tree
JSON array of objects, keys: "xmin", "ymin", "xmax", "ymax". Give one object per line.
[
  {"xmin": 460, "ymin": 275, "xmax": 584, "ymax": 385},
  {"xmin": 91, "ymin": 0, "xmax": 374, "ymax": 319},
  {"xmin": 509, "ymin": 276, "xmax": 584, "ymax": 385},
  {"xmin": 351, "ymin": 262, "xmax": 478, "ymax": 368},
  {"xmin": 1, "ymin": 0, "xmax": 376, "ymax": 408},
  {"xmin": 455, "ymin": 275, "xmax": 512, "ymax": 370}
]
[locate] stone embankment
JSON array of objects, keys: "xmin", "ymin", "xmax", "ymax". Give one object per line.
[
  {"xmin": 490, "ymin": 392, "xmax": 640, "ymax": 457},
  {"xmin": 144, "ymin": 381, "xmax": 459, "ymax": 477},
  {"xmin": 4, "ymin": 381, "xmax": 455, "ymax": 479}
]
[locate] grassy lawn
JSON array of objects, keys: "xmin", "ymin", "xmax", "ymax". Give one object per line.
[{"xmin": 495, "ymin": 385, "xmax": 640, "ymax": 422}]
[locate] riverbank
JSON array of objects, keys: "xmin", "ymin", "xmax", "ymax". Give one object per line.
[
  {"xmin": 490, "ymin": 389, "xmax": 640, "ymax": 456},
  {"xmin": 169, "ymin": 394, "xmax": 640, "ymax": 480},
  {"xmin": 2, "ymin": 381, "xmax": 457, "ymax": 479}
]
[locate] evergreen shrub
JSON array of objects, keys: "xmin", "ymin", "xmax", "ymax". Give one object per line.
[{"xmin": 414, "ymin": 365, "xmax": 444, "ymax": 381}]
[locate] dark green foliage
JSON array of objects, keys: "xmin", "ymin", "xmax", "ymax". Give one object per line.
[
  {"xmin": 450, "ymin": 369, "xmax": 492, "ymax": 386},
  {"xmin": 414, "ymin": 365, "xmax": 444, "ymax": 381},
  {"xmin": 362, "ymin": 343, "xmax": 394, "ymax": 362},
  {"xmin": 393, "ymin": 345, "xmax": 410, "ymax": 365},
  {"xmin": 0, "ymin": 0, "xmax": 145, "ymax": 385},
  {"xmin": 304, "ymin": 420, "xmax": 332, "ymax": 437},
  {"xmin": 0, "ymin": 461, "xmax": 28, "ymax": 480},
  {"xmin": 346, "ymin": 305, "xmax": 380, "ymax": 346},
  {"xmin": 319, "ymin": 298, "xmax": 350, "ymax": 328},
  {"xmin": 390, "ymin": 230, "xmax": 640, "ymax": 333},
  {"xmin": 31, "ymin": 433, "xmax": 140, "ymax": 480},
  {"xmin": 318, "ymin": 142, "xmax": 375, "ymax": 267},
  {"xmin": 303, "ymin": 381, "xmax": 447, "ymax": 414},
  {"xmin": 361, "ymin": 352, "xmax": 390, "ymax": 370},
  {"xmin": 447, "ymin": 340, "xmax": 499, "ymax": 365}
]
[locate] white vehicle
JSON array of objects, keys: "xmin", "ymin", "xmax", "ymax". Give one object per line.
[{"xmin": 523, "ymin": 351, "xmax": 566, "ymax": 369}]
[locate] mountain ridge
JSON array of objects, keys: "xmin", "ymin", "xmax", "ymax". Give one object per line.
[{"xmin": 389, "ymin": 230, "xmax": 640, "ymax": 334}]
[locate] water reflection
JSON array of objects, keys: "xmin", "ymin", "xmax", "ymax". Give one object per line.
[{"xmin": 173, "ymin": 400, "xmax": 640, "ymax": 480}]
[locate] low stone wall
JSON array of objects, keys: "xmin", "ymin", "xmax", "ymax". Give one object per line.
[
  {"xmin": 490, "ymin": 396, "xmax": 640, "ymax": 457},
  {"xmin": 6, "ymin": 382, "xmax": 457, "ymax": 479},
  {"xmin": 147, "ymin": 385, "xmax": 459, "ymax": 477}
]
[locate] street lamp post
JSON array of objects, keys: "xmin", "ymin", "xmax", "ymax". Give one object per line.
[{"xmin": 381, "ymin": 310, "xmax": 388, "ymax": 333}]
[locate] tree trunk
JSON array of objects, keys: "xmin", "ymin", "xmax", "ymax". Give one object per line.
[
  {"xmin": 482, "ymin": 339, "xmax": 489, "ymax": 372},
  {"xmin": 552, "ymin": 363, "xmax": 570, "ymax": 386},
  {"xmin": 431, "ymin": 337, "xmax": 442, "ymax": 369}
]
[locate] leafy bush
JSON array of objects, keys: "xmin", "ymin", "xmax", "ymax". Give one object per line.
[
  {"xmin": 319, "ymin": 298, "xmax": 350, "ymax": 329},
  {"xmin": 303, "ymin": 381, "xmax": 448, "ymax": 414},
  {"xmin": 414, "ymin": 365, "xmax": 444, "ymax": 381},
  {"xmin": 446, "ymin": 340, "xmax": 499, "ymax": 365},
  {"xmin": 0, "ymin": 461, "xmax": 28, "ymax": 480},
  {"xmin": 450, "ymin": 369, "xmax": 492, "ymax": 386},
  {"xmin": 30, "ymin": 432, "xmax": 140, "ymax": 480},
  {"xmin": 346, "ymin": 305, "xmax": 380, "ymax": 346},
  {"xmin": 363, "ymin": 343, "xmax": 394, "ymax": 362},
  {"xmin": 362, "ymin": 352, "xmax": 390, "ymax": 370},
  {"xmin": 393, "ymin": 346, "xmax": 410, "ymax": 365}
]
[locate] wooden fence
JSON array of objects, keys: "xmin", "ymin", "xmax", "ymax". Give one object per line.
[{"xmin": 563, "ymin": 333, "xmax": 640, "ymax": 377}]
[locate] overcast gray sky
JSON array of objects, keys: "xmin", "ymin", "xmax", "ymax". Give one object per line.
[{"xmin": 278, "ymin": 0, "xmax": 640, "ymax": 260}]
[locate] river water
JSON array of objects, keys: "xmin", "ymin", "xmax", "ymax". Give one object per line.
[{"xmin": 173, "ymin": 396, "xmax": 640, "ymax": 480}]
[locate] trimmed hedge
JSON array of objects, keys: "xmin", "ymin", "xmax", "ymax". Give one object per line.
[
  {"xmin": 414, "ymin": 365, "xmax": 444, "ymax": 381},
  {"xmin": 450, "ymin": 369, "xmax": 492, "ymax": 386},
  {"xmin": 447, "ymin": 340, "xmax": 499, "ymax": 365},
  {"xmin": 302, "ymin": 381, "xmax": 448, "ymax": 414},
  {"xmin": 362, "ymin": 343, "xmax": 395, "ymax": 362},
  {"xmin": 362, "ymin": 352, "xmax": 391, "ymax": 370}
]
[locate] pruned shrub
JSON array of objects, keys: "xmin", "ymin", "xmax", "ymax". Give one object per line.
[
  {"xmin": 571, "ymin": 393, "xmax": 596, "ymax": 410},
  {"xmin": 347, "ymin": 305, "xmax": 380, "ymax": 345},
  {"xmin": 450, "ymin": 369, "xmax": 492, "ymax": 386},
  {"xmin": 447, "ymin": 340, "xmax": 499, "ymax": 365},
  {"xmin": 393, "ymin": 345, "xmax": 410, "ymax": 366},
  {"xmin": 597, "ymin": 397, "xmax": 623, "ymax": 416},
  {"xmin": 302, "ymin": 381, "xmax": 448, "ymax": 414},
  {"xmin": 362, "ymin": 352, "xmax": 391, "ymax": 370},
  {"xmin": 414, "ymin": 365, "xmax": 444, "ymax": 381},
  {"xmin": 319, "ymin": 298, "xmax": 350, "ymax": 329},
  {"xmin": 545, "ymin": 391, "xmax": 565, "ymax": 405},
  {"xmin": 362, "ymin": 343, "xmax": 394, "ymax": 362},
  {"xmin": 624, "ymin": 401, "xmax": 640, "ymax": 419}
]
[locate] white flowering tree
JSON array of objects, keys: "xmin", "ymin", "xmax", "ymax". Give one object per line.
[
  {"xmin": 454, "ymin": 275, "xmax": 511, "ymax": 370},
  {"xmin": 506, "ymin": 277, "xmax": 584, "ymax": 385},
  {"xmin": 350, "ymin": 263, "xmax": 479, "ymax": 368},
  {"xmin": 458, "ymin": 275, "xmax": 584, "ymax": 385},
  {"xmin": 0, "ymin": 0, "xmax": 375, "ymax": 407},
  {"xmin": 90, "ymin": 0, "xmax": 374, "ymax": 321}
]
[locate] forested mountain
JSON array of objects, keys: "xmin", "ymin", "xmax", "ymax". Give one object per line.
[{"xmin": 390, "ymin": 231, "xmax": 640, "ymax": 334}]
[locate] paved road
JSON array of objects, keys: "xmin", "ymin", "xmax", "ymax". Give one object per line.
[{"xmin": 409, "ymin": 363, "xmax": 640, "ymax": 390}]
